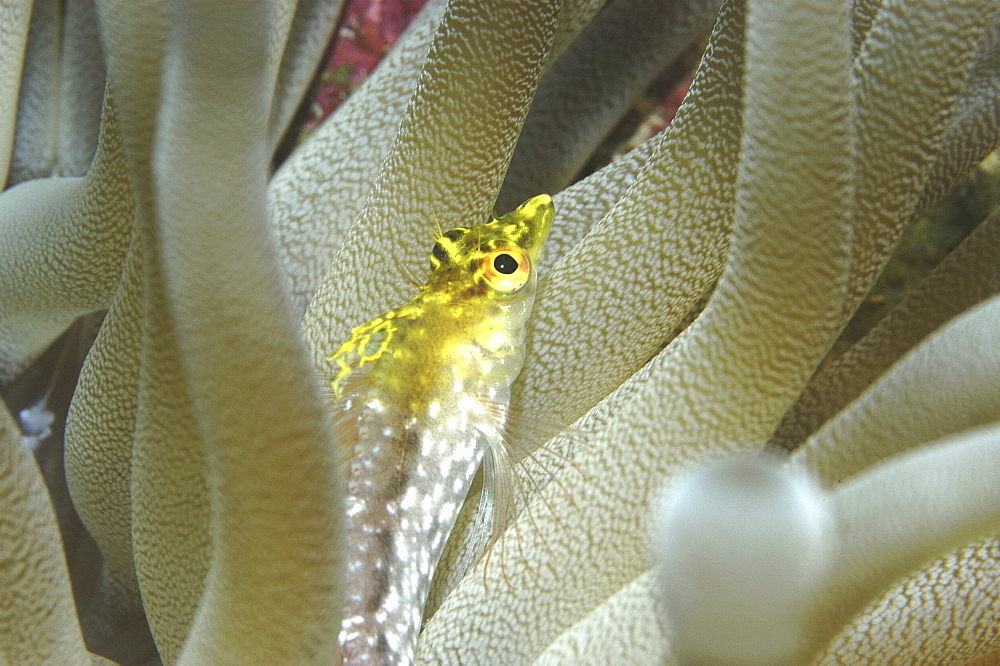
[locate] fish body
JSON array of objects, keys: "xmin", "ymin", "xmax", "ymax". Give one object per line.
[{"xmin": 331, "ymin": 195, "xmax": 554, "ymax": 664}]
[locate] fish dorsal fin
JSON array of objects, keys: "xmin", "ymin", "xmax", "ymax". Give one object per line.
[{"xmin": 326, "ymin": 302, "xmax": 421, "ymax": 399}]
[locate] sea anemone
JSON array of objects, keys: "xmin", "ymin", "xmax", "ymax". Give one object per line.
[{"xmin": 1, "ymin": 0, "xmax": 998, "ymax": 663}]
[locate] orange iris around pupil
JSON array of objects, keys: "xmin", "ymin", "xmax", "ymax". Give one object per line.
[{"xmin": 482, "ymin": 247, "xmax": 530, "ymax": 292}]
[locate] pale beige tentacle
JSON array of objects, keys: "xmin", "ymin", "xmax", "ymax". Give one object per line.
[
  {"xmin": 8, "ymin": 0, "xmax": 61, "ymax": 185},
  {"xmin": 915, "ymin": 34, "xmax": 1000, "ymax": 214},
  {"xmin": 0, "ymin": 100, "xmax": 131, "ymax": 383},
  {"xmin": 7, "ymin": 0, "xmax": 105, "ymax": 185},
  {"xmin": 542, "ymin": 136, "xmax": 658, "ymax": 268},
  {"xmin": 62, "ymin": 0, "xmax": 172, "ymax": 656},
  {"xmin": 534, "ymin": 571, "xmax": 668, "ymax": 664},
  {"xmin": 267, "ymin": 0, "xmax": 345, "ymax": 151},
  {"xmin": 496, "ymin": 0, "xmax": 722, "ymax": 212},
  {"xmin": 510, "ymin": 0, "xmax": 745, "ymax": 434},
  {"xmin": 270, "ymin": 0, "xmax": 447, "ymax": 318},
  {"xmin": 791, "ymin": 294, "xmax": 1000, "ymax": 486},
  {"xmin": 0, "ymin": 399, "xmax": 91, "ymax": 664},
  {"xmin": 851, "ymin": 0, "xmax": 882, "ymax": 54},
  {"xmin": 130, "ymin": 264, "xmax": 208, "ymax": 663},
  {"xmin": 551, "ymin": 0, "xmax": 612, "ymax": 57},
  {"xmin": 0, "ymin": 0, "xmax": 32, "ymax": 186},
  {"xmin": 817, "ymin": 534, "xmax": 1000, "ymax": 663},
  {"xmin": 56, "ymin": 0, "xmax": 105, "ymax": 178},
  {"xmin": 151, "ymin": 2, "xmax": 342, "ymax": 661},
  {"xmin": 772, "ymin": 209, "xmax": 1000, "ymax": 451},
  {"xmin": 132, "ymin": 2, "xmax": 340, "ymax": 660},
  {"xmin": 802, "ymin": 422, "xmax": 1000, "ymax": 660},
  {"xmin": 846, "ymin": 0, "xmax": 997, "ymax": 316}
]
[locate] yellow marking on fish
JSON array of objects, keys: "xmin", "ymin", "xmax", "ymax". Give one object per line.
[
  {"xmin": 328, "ymin": 304, "xmax": 421, "ymax": 397},
  {"xmin": 330, "ymin": 194, "xmax": 554, "ymax": 665}
]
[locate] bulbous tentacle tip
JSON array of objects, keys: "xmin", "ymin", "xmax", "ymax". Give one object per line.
[{"xmin": 654, "ymin": 455, "xmax": 834, "ymax": 665}]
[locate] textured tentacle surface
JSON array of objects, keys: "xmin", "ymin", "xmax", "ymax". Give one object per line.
[
  {"xmin": 152, "ymin": 2, "xmax": 343, "ymax": 663},
  {"xmin": 805, "ymin": 422, "xmax": 1000, "ymax": 660},
  {"xmin": 791, "ymin": 294, "xmax": 1000, "ymax": 486},
  {"xmin": 0, "ymin": 0, "xmax": 998, "ymax": 662},
  {"xmin": 0, "ymin": 101, "xmax": 131, "ymax": 382},
  {"xmin": 509, "ymin": 1, "xmax": 746, "ymax": 433},
  {"xmin": 846, "ymin": 0, "xmax": 997, "ymax": 314},
  {"xmin": 0, "ymin": 0, "xmax": 32, "ymax": 186},
  {"xmin": 0, "ymin": 399, "xmax": 91, "ymax": 664},
  {"xmin": 496, "ymin": 0, "xmax": 722, "ymax": 212},
  {"xmin": 773, "ymin": 209, "xmax": 1000, "ymax": 451},
  {"xmin": 270, "ymin": 0, "xmax": 449, "ymax": 318},
  {"xmin": 266, "ymin": 0, "xmax": 345, "ymax": 152}
]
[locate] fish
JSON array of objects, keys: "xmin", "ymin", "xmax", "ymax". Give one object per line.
[{"xmin": 329, "ymin": 194, "xmax": 554, "ymax": 664}]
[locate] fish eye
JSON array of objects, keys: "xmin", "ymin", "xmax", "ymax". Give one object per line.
[
  {"xmin": 481, "ymin": 247, "xmax": 530, "ymax": 292},
  {"xmin": 493, "ymin": 253, "xmax": 518, "ymax": 274}
]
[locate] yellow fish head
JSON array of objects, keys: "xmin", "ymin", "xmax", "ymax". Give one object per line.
[{"xmin": 429, "ymin": 194, "xmax": 554, "ymax": 301}]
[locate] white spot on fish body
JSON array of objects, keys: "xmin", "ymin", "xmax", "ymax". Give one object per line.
[{"xmin": 401, "ymin": 486, "xmax": 417, "ymax": 510}]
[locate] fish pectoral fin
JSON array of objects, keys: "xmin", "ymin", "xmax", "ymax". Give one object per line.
[{"xmin": 327, "ymin": 362, "xmax": 376, "ymax": 470}]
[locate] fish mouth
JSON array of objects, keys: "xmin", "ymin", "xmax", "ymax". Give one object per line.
[{"xmin": 502, "ymin": 193, "xmax": 554, "ymax": 263}]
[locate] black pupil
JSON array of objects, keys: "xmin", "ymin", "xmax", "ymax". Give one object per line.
[{"xmin": 493, "ymin": 253, "xmax": 518, "ymax": 275}]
